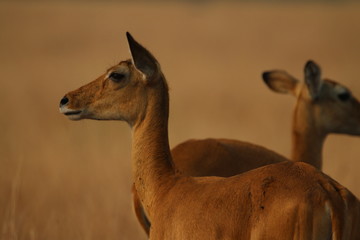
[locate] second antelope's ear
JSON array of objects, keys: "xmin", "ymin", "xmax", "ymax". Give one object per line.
[
  {"xmin": 126, "ymin": 32, "xmax": 159, "ymax": 79},
  {"xmin": 262, "ymin": 70, "xmax": 299, "ymax": 96},
  {"xmin": 304, "ymin": 60, "xmax": 322, "ymax": 100}
]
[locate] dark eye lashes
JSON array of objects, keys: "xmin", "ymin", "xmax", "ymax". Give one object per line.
[
  {"xmin": 109, "ymin": 72, "xmax": 125, "ymax": 82},
  {"xmin": 338, "ymin": 92, "xmax": 351, "ymax": 101}
]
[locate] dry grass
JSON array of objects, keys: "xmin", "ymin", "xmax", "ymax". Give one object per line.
[{"xmin": 1, "ymin": 1, "xmax": 360, "ymax": 239}]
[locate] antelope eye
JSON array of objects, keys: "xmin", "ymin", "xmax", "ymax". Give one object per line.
[
  {"xmin": 338, "ymin": 92, "xmax": 351, "ymax": 101},
  {"xmin": 109, "ymin": 72, "xmax": 125, "ymax": 82}
]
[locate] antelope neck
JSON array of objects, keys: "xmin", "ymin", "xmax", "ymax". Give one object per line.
[
  {"xmin": 131, "ymin": 79, "xmax": 175, "ymax": 216},
  {"xmin": 291, "ymin": 105, "xmax": 326, "ymax": 169}
]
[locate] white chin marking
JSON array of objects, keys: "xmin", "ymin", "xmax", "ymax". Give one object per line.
[
  {"xmin": 59, "ymin": 106, "xmax": 83, "ymax": 120},
  {"xmin": 67, "ymin": 114, "xmax": 82, "ymax": 121}
]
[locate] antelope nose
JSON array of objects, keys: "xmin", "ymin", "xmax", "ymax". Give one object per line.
[
  {"xmin": 60, "ymin": 96, "xmax": 69, "ymax": 107},
  {"xmin": 262, "ymin": 71, "xmax": 271, "ymax": 81}
]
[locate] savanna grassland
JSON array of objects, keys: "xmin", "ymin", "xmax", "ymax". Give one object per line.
[{"xmin": 0, "ymin": 1, "xmax": 360, "ymax": 239}]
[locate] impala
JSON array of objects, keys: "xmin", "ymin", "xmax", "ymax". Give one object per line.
[
  {"xmin": 60, "ymin": 33, "xmax": 359, "ymax": 239},
  {"xmin": 263, "ymin": 61, "xmax": 360, "ymax": 169},
  {"xmin": 135, "ymin": 61, "xmax": 360, "ymax": 235}
]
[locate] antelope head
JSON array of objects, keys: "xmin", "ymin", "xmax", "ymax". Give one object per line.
[
  {"xmin": 59, "ymin": 33, "xmax": 162, "ymax": 126},
  {"xmin": 262, "ymin": 60, "xmax": 360, "ymax": 136}
]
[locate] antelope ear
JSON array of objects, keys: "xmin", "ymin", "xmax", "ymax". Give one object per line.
[
  {"xmin": 262, "ymin": 70, "xmax": 299, "ymax": 96},
  {"xmin": 126, "ymin": 32, "xmax": 159, "ymax": 79},
  {"xmin": 304, "ymin": 60, "xmax": 322, "ymax": 100}
]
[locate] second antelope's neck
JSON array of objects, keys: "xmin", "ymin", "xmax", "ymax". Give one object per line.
[
  {"xmin": 131, "ymin": 80, "xmax": 174, "ymax": 215},
  {"xmin": 291, "ymin": 106, "xmax": 326, "ymax": 169}
]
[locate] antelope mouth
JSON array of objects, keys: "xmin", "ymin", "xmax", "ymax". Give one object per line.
[
  {"xmin": 59, "ymin": 106, "xmax": 83, "ymax": 120},
  {"xmin": 64, "ymin": 110, "xmax": 82, "ymax": 116}
]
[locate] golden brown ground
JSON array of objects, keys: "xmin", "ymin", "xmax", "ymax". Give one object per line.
[{"xmin": 0, "ymin": 1, "xmax": 359, "ymax": 239}]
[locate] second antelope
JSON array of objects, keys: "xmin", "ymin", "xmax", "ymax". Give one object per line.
[
  {"xmin": 60, "ymin": 33, "xmax": 360, "ymax": 239},
  {"xmin": 263, "ymin": 61, "xmax": 360, "ymax": 169}
]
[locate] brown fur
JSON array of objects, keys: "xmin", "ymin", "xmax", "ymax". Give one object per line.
[
  {"xmin": 60, "ymin": 33, "xmax": 360, "ymax": 239},
  {"xmin": 134, "ymin": 139, "xmax": 288, "ymax": 234},
  {"xmin": 172, "ymin": 139, "xmax": 287, "ymax": 177}
]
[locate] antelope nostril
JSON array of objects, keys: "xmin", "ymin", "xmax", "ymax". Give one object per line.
[
  {"xmin": 60, "ymin": 96, "xmax": 69, "ymax": 107},
  {"xmin": 262, "ymin": 72, "xmax": 271, "ymax": 81}
]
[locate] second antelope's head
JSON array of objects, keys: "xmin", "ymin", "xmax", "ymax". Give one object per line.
[
  {"xmin": 59, "ymin": 32, "xmax": 165, "ymax": 126},
  {"xmin": 262, "ymin": 60, "xmax": 360, "ymax": 136}
]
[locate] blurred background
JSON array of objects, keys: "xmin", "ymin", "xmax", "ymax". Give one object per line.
[{"xmin": 1, "ymin": 0, "xmax": 359, "ymax": 239}]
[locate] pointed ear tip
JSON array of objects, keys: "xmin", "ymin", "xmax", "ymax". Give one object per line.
[
  {"xmin": 305, "ymin": 60, "xmax": 313, "ymax": 67},
  {"xmin": 126, "ymin": 32, "xmax": 133, "ymax": 41},
  {"xmin": 305, "ymin": 60, "xmax": 320, "ymax": 69}
]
